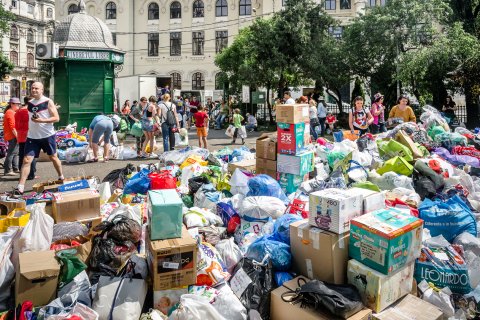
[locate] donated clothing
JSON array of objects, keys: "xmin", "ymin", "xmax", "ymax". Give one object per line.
[
  {"xmin": 389, "ymin": 105, "xmax": 416, "ymax": 123},
  {"xmin": 27, "ymin": 96, "xmax": 56, "ymax": 139},
  {"xmin": 3, "ymin": 109, "xmax": 16, "ymax": 141},
  {"xmin": 89, "ymin": 115, "xmax": 110, "ymax": 129}
]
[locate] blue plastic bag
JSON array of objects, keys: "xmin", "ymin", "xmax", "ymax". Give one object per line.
[
  {"xmin": 216, "ymin": 202, "xmax": 238, "ymax": 226},
  {"xmin": 275, "ymin": 272, "xmax": 293, "ymax": 286},
  {"xmin": 271, "ymin": 214, "xmax": 303, "ymax": 245},
  {"xmin": 418, "ymin": 195, "xmax": 477, "ymax": 243},
  {"xmin": 123, "ymin": 168, "xmax": 151, "ymax": 194},
  {"xmin": 246, "ymin": 235, "xmax": 291, "ymax": 271},
  {"xmin": 246, "ymin": 174, "xmax": 288, "ymax": 203}
]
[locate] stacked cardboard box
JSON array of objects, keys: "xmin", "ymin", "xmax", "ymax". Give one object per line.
[
  {"xmin": 256, "ymin": 133, "xmax": 277, "ymax": 179},
  {"xmin": 275, "ymin": 104, "xmax": 314, "ymax": 194}
]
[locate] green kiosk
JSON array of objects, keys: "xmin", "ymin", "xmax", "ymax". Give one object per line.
[{"xmin": 51, "ymin": 0, "xmax": 124, "ymax": 128}]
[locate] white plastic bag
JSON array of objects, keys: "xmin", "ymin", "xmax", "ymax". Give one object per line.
[
  {"xmin": 121, "ymin": 147, "xmax": 137, "ymax": 160},
  {"xmin": 168, "ymin": 294, "xmax": 226, "ymax": 320},
  {"xmin": 0, "ymin": 228, "xmax": 20, "ymax": 310},
  {"xmin": 17, "ymin": 202, "xmax": 54, "ymax": 253},
  {"xmin": 98, "ymin": 182, "xmax": 111, "ymax": 205},
  {"xmin": 212, "ymin": 284, "xmax": 248, "ymax": 320},
  {"xmin": 215, "ymin": 238, "xmax": 243, "ymax": 273},
  {"xmin": 238, "ymin": 196, "xmax": 286, "ymax": 220},
  {"xmin": 225, "ymin": 125, "xmax": 235, "ymax": 138},
  {"xmin": 418, "ymin": 280, "xmax": 455, "ymax": 317},
  {"xmin": 107, "ymin": 204, "xmax": 142, "ymax": 226},
  {"xmin": 184, "ymin": 207, "xmax": 224, "ymax": 228},
  {"xmin": 229, "ymin": 169, "xmax": 250, "ymax": 196},
  {"xmin": 65, "ymin": 147, "xmax": 88, "ymax": 163},
  {"xmin": 239, "ymin": 126, "xmax": 247, "ymax": 139}
]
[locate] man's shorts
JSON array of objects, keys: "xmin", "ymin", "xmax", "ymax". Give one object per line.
[
  {"xmin": 25, "ymin": 135, "xmax": 57, "ymax": 158},
  {"xmin": 196, "ymin": 127, "xmax": 207, "ymax": 137}
]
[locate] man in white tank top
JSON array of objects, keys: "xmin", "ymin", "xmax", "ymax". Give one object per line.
[{"xmin": 14, "ymin": 82, "xmax": 64, "ymax": 195}]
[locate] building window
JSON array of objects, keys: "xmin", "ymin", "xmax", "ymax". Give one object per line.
[
  {"xmin": 215, "ymin": 31, "xmax": 228, "ymax": 53},
  {"xmin": 193, "ymin": 0, "xmax": 204, "ymax": 18},
  {"xmin": 11, "ymin": 0, "xmax": 17, "ymax": 8},
  {"xmin": 10, "ymin": 79, "xmax": 20, "ymax": 98},
  {"xmin": 47, "ymin": 8, "xmax": 53, "ymax": 18},
  {"xmin": 215, "ymin": 73, "xmax": 225, "ymax": 90},
  {"xmin": 27, "ymin": 53, "xmax": 35, "ymax": 68},
  {"xmin": 148, "ymin": 2, "xmax": 159, "ymax": 20},
  {"xmin": 325, "ymin": 0, "xmax": 335, "ymax": 10},
  {"xmin": 239, "ymin": 0, "xmax": 251, "ymax": 16},
  {"xmin": 106, "ymin": 2, "xmax": 116, "ymax": 19},
  {"xmin": 68, "ymin": 4, "xmax": 78, "ymax": 15},
  {"xmin": 10, "ymin": 25, "xmax": 18, "ymax": 39},
  {"xmin": 170, "ymin": 32, "xmax": 181, "ymax": 56},
  {"xmin": 148, "ymin": 33, "xmax": 159, "ymax": 56},
  {"xmin": 340, "ymin": 0, "xmax": 351, "ymax": 9},
  {"xmin": 192, "ymin": 31, "xmax": 204, "ymax": 55},
  {"xmin": 27, "ymin": 29, "xmax": 34, "ymax": 42},
  {"xmin": 171, "ymin": 73, "xmax": 181, "ymax": 89},
  {"xmin": 366, "ymin": 0, "xmax": 376, "ymax": 6},
  {"xmin": 216, "ymin": 0, "xmax": 227, "ymax": 17},
  {"xmin": 112, "ymin": 32, "xmax": 117, "ymax": 45},
  {"xmin": 10, "ymin": 51, "xmax": 18, "ymax": 66},
  {"xmin": 26, "ymin": 80, "xmax": 34, "ymax": 96},
  {"xmin": 328, "ymin": 26, "xmax": 344, "ymax": 39},
  {"xmin": 170, "ymin": 1, "xmax": 181, "ymax": 18},
  {"xmin": 192, "ymin": 72, "xmax": 204, "ymax": 90},
  {"xmin": 47, "ymin": 32, "xmax": 53, "ymax": 42},
  {"xmin": 27, "ymin": 4, "xmax": 34, "ymax": 13}
]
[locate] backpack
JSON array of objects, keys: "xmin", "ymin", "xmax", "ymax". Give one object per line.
[{"xmin": 163, "ymin": 102, "xmax": 177, "ymax": 126}]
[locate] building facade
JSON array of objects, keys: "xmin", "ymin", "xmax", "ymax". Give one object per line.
[
  {"xmin": 55, "ymin": 0, "xmax": 374, "ymax": 96},
  {"xmin": 1, "ymin": 0, "xmax": 55, "ymax": 102}
]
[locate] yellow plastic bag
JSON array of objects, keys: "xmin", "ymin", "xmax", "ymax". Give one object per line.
[{"xmin": 180, "ymin": 155, "xmax": 208, "ymax": 169}]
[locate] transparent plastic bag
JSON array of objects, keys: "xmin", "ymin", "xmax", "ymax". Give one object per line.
[
  {"xmin": 238, "ymin": 196, "xmax": 286, "ymax": 220},
  {"xmin": 420, "ymin": 105, "xmax": 449, "ymax": 131},
  {"xmin": 246, "ymin": 174, "xmax": 288, "ymax": 203},
  {"xmin": 17, "ymin": 202, "xmax": 54, "ymax": 252},
  {"xmin": 215, "ymin": 238, "xmax": 243, "ymax": 273}
]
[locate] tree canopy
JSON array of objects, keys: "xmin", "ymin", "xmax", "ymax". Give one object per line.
[{"xmin": 0, "ymin": 5, "xmax": 15, "ymax": 79}]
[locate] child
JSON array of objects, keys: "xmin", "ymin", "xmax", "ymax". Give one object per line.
[
  {"xmin": 325, "ymin": 112, "xmax": 337, "ymax": 134},
  {"xmin": 193, "ymin": 105, "xmax": 209, "ymax": 148},
  {"xmin": 232, "ymin": 108, "xmax": 245, "ymax": 144}
]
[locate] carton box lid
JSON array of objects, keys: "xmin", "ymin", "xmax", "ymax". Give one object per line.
[
  {"xmin": 256, "ymin": 133, "xmax": 277, "ymax": 143},
  {"xmin": 18, "ymin": 250, "xmax": 60, "ymax": 280},
  {"xmin": 310, "ymin": 188, "xmax": 360, "ymax": 200},
  {"xmin": 53, "ymin": 189, "xmax": 99, "ymax": 203},
  {"xmin": 350, "ymin": 208, "xmax": 423, "ymax": 239},
  {"xmin": 374, "ymin": 294, "xmax": 443, "ymax": 320},
  {"xmin": 148, "ymin": 189, "xmax": 182, "ymax": 206},
  {"xmin": 149, "ymin": 226, "xmax": 196, "ymax": 252}
]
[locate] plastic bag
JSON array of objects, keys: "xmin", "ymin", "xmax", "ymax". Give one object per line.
[
  {"xmin": 93, "ymin": 215, "xmax": 142, "ymax": 246},
  {"xmin": 168, "ymin": 294, "xmax": 227, "ymax": 320},
  {"xmin": 129, "ymin": 121, "xmax": 143, "ymax": 137},
  {"xmin": 56, "ymin": 249, "xmax": 87, "ymax": 289},
  {"xmin": 98, "ymin": 182, "xmax": 112, "ymax": 205},
  {"xmin": 239, "ymin": 126, "xmax": 247, "ymax": 139},
  {"xmin": 184, "ymin": 207, "xmax": 224, "ymax": 228},
  {"xmin": 0, "ymin": 228, "xmax": 19, "ymax": 310},
  {"xmin": 275, "ymin": 272, "xmax": 293, "ymax": 287},
  {"xmin": 225, "ymin": 125, "xmax": 235, "ymax": 138},
  {"xmin": 433, "ymin": 147, "xmax": 480, "ymax": 167},
  {"xmin": 121, "ymin": 147, "xmax": 137, "ymax": 160},
  {"xmin": 199, "ymin": 226, "xmax": 226, "ymax": 246},
  {"xmin": 17, "ymin": 202, "xmax": 54, "ymax": 252},
  {"xmin": 194, "ymin": 184, "xmax": 223, "ymax": 211},
  {"xmin": 123, "ymin": 168, "xmax": 151, "ymax": 195},
  {"xmin": 65, "ymin": 147, "xmax": 88, "ymax": 163},
  {"xmin": 418, "ymin": 280, "xmax": 455, "ymax": 317},
  {"xmin": 271, "ymin": 214, "xmax": 303, "ymax": 245},
  {"xmin": 246, "ymin": 174, "xmax": 288, "ymax": 203},
  {"xmin": 238, "ymin": 196, "xmax": 286, "ymax": 220},
  {"xmin": 377, "ymin": 139, "xmax": 413, "ymax": 162},
  {"xmin": 188, "ymin": 175, "xmax": 210, "ymax": 195},
  {"xmin": 418, "ymin": 195, "xmax": 477, "ymax": 242},
  {"xmin": 216, "ymin": 238, "xmax": 243, "ymax": 273},
  {"xmin": 216, "ymin": 202, "xmax": 241, "ymax": 233},
  {"xmin": 368, "ymin": 170, "xmax": 414, "ymax": 191},
  {"xmin": 211, "ymin": 284, "xmax": 248, "ymax": 320},
  {"xmin": 196, "ymin": 242, "xmax": 230, "ymax": 286},
  {"xmin": 229, "ymin": 169, "xmax": 251, "ymax": 196},
  {"xmin": 246, "ymin": 236, "xmax": 291, "ymax": 271},
  {"xmin": 377, "ymin": 156, "xmax": 413, "ymax": 176},
  {"xmin": 180, "ymin": 154, "xmax": 208, "ymax": 170},
  {"xmin": 421, "ymin": 105, "xmax": 449, "ymax": 131},
  {"xmin": 150, "ymin": 170, "xmax": 177, "ymax": 190}
]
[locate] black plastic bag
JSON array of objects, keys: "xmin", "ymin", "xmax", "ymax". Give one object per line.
[
  {"xmin": 188, "ymin": 176, "xmax": 210, "ymax": 195},
  {"xmin": 230, "ymin": 258, "xmax": 275, "ymax": 320},
  {"xmin": 88, "ymin": 236, "xmax": 117, "ymax": 270},
  {"xmin": 282, "ymin": 278, "xmax": 363, "ymax": 318},
  {"xmin": 413, "ymin": 172, "xmax": 437, "ymax": 200},
  {"xmin": 102, "ymin": 163, "xmax": 136, "ymax": 189},
  {"xmin": 93, "ymin": 215, "xmax": 141, "ymax": 246}
]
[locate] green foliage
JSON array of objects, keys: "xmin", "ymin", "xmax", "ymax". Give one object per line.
[
  {"xmin": 0, "ymin": 54, "xmax": 14, "ymax": 80},
  {"xmin": 351, "ymin": 77, "xmax": 365, "ymax": 103},
  {"xmin": 0, "ymin": 5, "xmax": 14, "ymax": 79}
]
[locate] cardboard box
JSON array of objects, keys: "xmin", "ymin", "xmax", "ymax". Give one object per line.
[
  {"xmin": 349, "ymin": 208, "xmax": 423, "ymax": 275},
  {"xmin": 147, "ymin": 226, "xmax": 197, "ymax": 290},
  {"xmin": 53, "ymin": 236, "xmax": 92, "ymax": 263},
  {"xmin": 290, "ymin": 220, "xmax": 349, "ymax": 284},
  {"xmin": 347, "ymin": 259, "xmax": 414, "ymax": 313},
  {"xmin": 309, "ymin": 188, "xmax": 363, "ymax": 234},
  {"xmin": 277, "ymin": 172, "xmax": 309, "ymax": 195},
  {"xmin": 52, "ymin": 189, "xmax": 101, "ymax": 222},
  {"xmin": 277, "ymin": 122, "xmax": 309, "ymax": 155},
  {"xmin": 148, "ymin": 189, "xmax": 183, "ymax": 240},
  {"xmin": 57, "ymin": 179, "xmax": 90, "ymax": 192},
  {"xmin": 153, "ymin": 287, "xmax": 189, "ymax": 315},
  {"xmin": 349, "ymin": 187, "xmax": 386, "ymax": 213},
  {"xmin": 374, "ymin": 294, "xmax": 443, "ymax": 320},
  {"xmin": 275, "ymin": 104, "xmax": 310, "ymax": 124},
  {"xmin": 277, "ymin": 151, "xmax": 315, "ymax": 176},
  {"xmin": 271, "ymin": 276, "xmax": 372, "ymax": 320},
  {"xmin": 0, "ymin": 197, "xmax": 25, "ymax": 215},
  {"xmin": 15, "ymin": 250, "xmax": 60, "ymax": 306},
  {"xmin": 256, "ymin": 158, "xmax": 277, "ymax": 179},
  {"xmin": 256, "ymin": 134, "xmax": 277, "ymax": 160},
  {"xmin": 227, "ymin": 158, "xmax": 256, "ymax": 174}
]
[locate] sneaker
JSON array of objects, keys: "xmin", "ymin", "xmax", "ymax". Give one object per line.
[
  {"xmin": 13, "ymin": 169, "xmax": 20, "ymax": 173},
  {"xmin": 4, "ymin": 171, "xmax": 17, "ymax": 176},
  {"xmin": 11, "ymin": 188, "xmax": 24, "ymax": 198},
  {"xmin": 149, "ymin": 154, "xmax": 158, "ymax": 159}
]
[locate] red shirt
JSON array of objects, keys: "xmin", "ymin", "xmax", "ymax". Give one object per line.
[
  {"xmin": 14, "ymin": 107, "xmax": 30, "ymax": 143},
  {"xmin": 3, "ymin": 109, "xmax": 16, "ymax": 141},
  {"xmin": 326, "ymin": 115, "xmax": 336, "ymax": 124},
  {"xmin": 193, "ymin": 111, "xmax": 208, "ymax": 127}
]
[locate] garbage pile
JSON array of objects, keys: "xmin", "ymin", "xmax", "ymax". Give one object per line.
[{"xmin": 1, "ymin": 104, "xmax": 480, "ymax": 319}]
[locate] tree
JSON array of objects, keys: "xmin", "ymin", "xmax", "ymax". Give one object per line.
[{"xmin": 0, "ymin": 5, "xmax": 15, "ymax": 79}]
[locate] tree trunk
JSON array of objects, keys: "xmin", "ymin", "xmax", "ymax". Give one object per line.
[
  {"xmin": 465, "ymin": 82, "xmax": 480, "ymax": 128},
  {"xmin": 266, "ymin": 86, "xmax": 274, "ymax": 124}
]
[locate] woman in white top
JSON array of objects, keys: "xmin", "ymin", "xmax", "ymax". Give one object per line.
[{"xmin": 309, "ymin": 99, "xmax": 320, "ymax": 141}]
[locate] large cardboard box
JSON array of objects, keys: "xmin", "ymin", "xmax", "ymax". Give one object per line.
[
  {"xmin": 309, "ymin": 188, "xmax": 363, "ymax": 234},
  {"xmin": 275, "ymin": 104, "xmax": 310, "ymax": 124},
  {"xmin": 52, "ymin": 189, "xmax": 100, "ymax": 222},
  {"xmin": 277, "ymin": 151, "xmax": 315, "ymax": 176},
  {"xmin": 277, "ymin": 122, "xmax": 309, "ymax": 155},
  {"xmin": 290, "ymin": 220, "xmax": 349, "ymax": 284},
  {"xmin": 277, "ymin": 172, "xmax": 309, "ymax": 195},
  {"xmin": 256, "ymin": 158, "xmax": 277, "ymax": 179},
  {"xmin": 15, "ymin": 250, "xmax": 60, "ymax": 306},
  {"xmin": 148, "ymin": 189, "xmax": 183, "ymax": 240},
  {"xmin": 349, "ymin": 208, "xmax": 423, "ymax": 275},
  {"xmin": 147, "ymin": 226, "xmax": 197, "ymax": 290},
  {"xmin": 256, "ymin": 134, "xmax": 277, "ymax": 160},
  {"xmin": 227, "ymin": 158, "xmax": 256, "ymax": 174},
  {"xmin": 349, "ymin": 187, "xmax": 386, "ymax": 213},
  {"xmin": 374, "ymin": 294, "xmax": 443, "ymax": 320},
  {"xmin": 271, "ymin": 276, "xmax": 372, "ymax": 320},
  {"xmin": 0, "ymin": 197, "xmax": 25, "ymax": 215},
  {"xmin": 347, "ymin": 259, "xmax": 414, "ymax": 313}
]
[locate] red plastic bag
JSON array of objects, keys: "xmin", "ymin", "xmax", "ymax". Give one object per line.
[
  {"xmin": 149, "ymin": 171, "xmax": 177, "ymax": 190},
  {"xmin": 386, "ymin": 198, "xmax": 419, "ymax": 217}
]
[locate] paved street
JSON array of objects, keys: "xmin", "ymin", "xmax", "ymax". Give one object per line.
[{"xmin": 0, "ymin": 128, "xmax": 266, "ymax": 193}]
